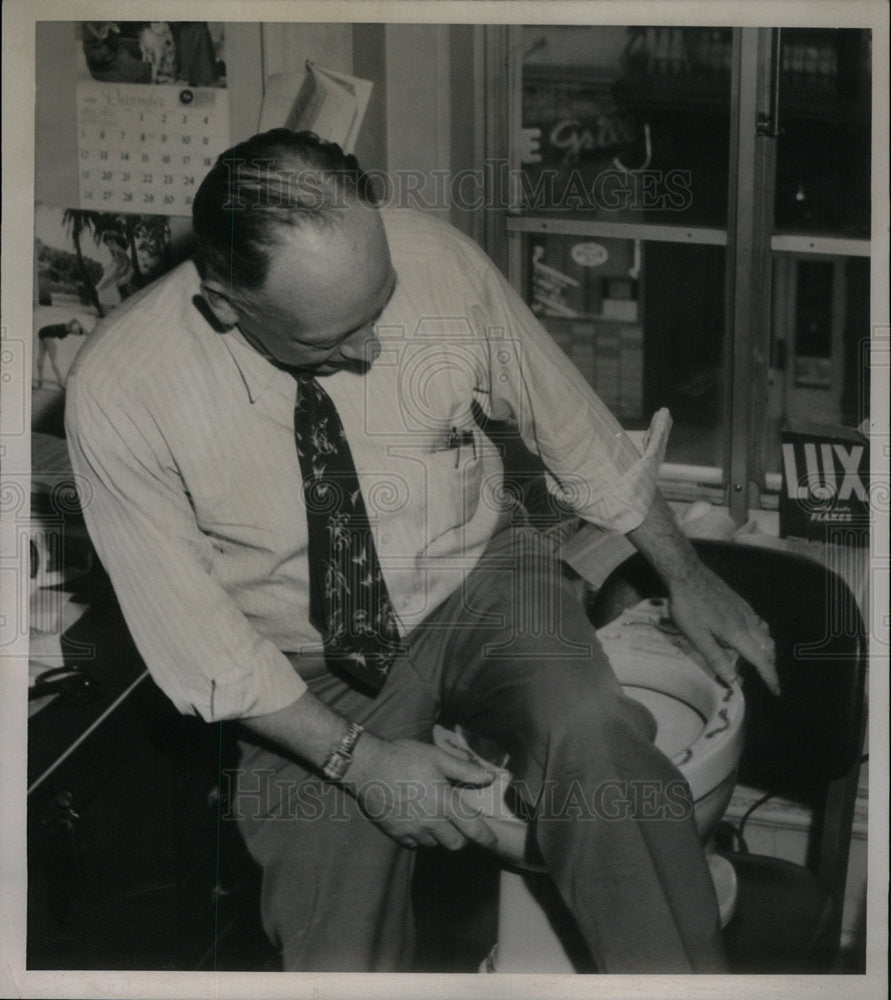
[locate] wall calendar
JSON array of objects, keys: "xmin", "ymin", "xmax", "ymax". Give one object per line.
[{"xmin": 76, "ymin": 81, "xmax": 230, "ymax": 216}]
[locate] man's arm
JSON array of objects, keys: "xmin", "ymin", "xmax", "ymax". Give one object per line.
[
  {"xmin": 627, "ymin": 493, "xmax": 780, "ymax": 694},
  {"xmin": 66, "ymin": 374, "xmax": 310, "ymax": 720},
  {"xmin": 67, "ymin": 374, "xmax": 496, "ymax": 853},
  {"xmin": 461, "ymin": 248, "xmax": 779, "ymax": 694}
]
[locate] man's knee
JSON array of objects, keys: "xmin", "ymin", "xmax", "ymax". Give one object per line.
[{"xmin": 544, "ymin": 682, "xmax": 659, "ymax": 759}]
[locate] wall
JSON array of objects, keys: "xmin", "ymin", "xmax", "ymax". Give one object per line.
[
  {"xmin": 35, "ymin": 23, "xmax": 80, "ymax": 209},
  {"xmin": 31, "ymin": 19, "xmax": 468, "ymax": 433},
  {"xmin": 383, "ymin": 25, "xmax": 452, "ymax": 222}
]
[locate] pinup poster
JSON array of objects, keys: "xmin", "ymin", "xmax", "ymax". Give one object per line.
[{"xmin": 32, "ymin": 206, "xmax": 173, "ymax": 426}]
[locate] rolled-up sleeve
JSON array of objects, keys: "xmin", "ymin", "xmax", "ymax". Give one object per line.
[
  {"xmin": 65, "ymin": 374, "xmax": 307, "ymax": 722},
  {"xmin": 467, "ymin": 252, "xmax": 670, "ymax": 534}
]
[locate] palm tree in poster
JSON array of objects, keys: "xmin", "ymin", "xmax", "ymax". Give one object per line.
[{"xmin": 61, "ymin": 209, "xmax": 123, "ymax": 318}]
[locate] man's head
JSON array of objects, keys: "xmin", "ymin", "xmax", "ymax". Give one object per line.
[
  {"xmin": 66, "ymin": 319, "xmax": 85, "ymax": 336},
  {"xmin": 193, "ymin": 130, "xmax": 394, "ymax": 375}
]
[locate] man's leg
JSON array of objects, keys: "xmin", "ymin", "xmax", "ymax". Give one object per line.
[
  {"xmin": 232, "ymin": 659, "xmax": 440, "ymax": 971},
  {"xmin": 405, "ymin": 525, "xmax": 726, "ymax": 973}
]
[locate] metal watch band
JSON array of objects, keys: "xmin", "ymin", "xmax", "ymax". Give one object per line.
[{"xmin": 322, "ymin": 721, "xmax": 364, "ymax": 782}]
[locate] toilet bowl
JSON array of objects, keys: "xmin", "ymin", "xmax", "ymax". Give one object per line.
[
  {"xmin": 595, "ymin": 596, "xmax": 746, "ymax": 841},
  {"xmin": 434, "ymin": 596, "xmax": 746, "ymax": 973}
]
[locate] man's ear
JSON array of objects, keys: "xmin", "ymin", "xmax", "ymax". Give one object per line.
[{"xmin": 199, "ymin": 279, "xmax": 242, "ymax": 328}]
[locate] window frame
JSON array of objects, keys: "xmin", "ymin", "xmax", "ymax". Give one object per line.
[{"xmin": 483, "ymin": 25, "xmax": 871, "ymax": 524}]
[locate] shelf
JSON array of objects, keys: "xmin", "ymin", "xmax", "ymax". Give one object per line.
[{"xmin": 507, "ymin": 215, "xmax": 728, "ymax": 246}]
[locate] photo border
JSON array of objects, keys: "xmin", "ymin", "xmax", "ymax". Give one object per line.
[{"xmin": 2, "ymin": 2, "xmax": 888, "ymax": 998}]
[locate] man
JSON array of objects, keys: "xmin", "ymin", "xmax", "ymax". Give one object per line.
[{"xmin": 66, "ymin": 130, "xmax": 778, "ymax": 973}]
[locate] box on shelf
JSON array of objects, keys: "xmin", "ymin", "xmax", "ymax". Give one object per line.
[{"xmin": 779, "ymin": 422, "xmax": 869, "ymax": 547}]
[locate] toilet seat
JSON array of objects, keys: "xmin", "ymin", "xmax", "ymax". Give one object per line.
[{"xmin": 596, "ymin": 597, "xmax": 745, "ymax": 815}]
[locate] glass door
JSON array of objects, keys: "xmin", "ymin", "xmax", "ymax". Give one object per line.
[
  {"xmin": 506, "ymin": 24, "xmax": 738, "ymax": 492},
  {"xmin": 485, "ymin": 24, "xmax": 872, "ymax": 519},
  {"xmin": 765, "ymin": 28, "xmax": 871, "ymax": 483}
]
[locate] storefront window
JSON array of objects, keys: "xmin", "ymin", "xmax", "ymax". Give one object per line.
[
  {"xmin": 766, "ymin": 253, "xmax": 870, "ymax": 476},
  {"xmin": 773, "ymin": 29, "xmax": 871, "ymax": 238},
  {"xmin": 502, "ymin": 24, "xmax": 873, "ymax": 512},
  {"xmin": 525, "ymin": 232, "xmax": 725, "ymax": 469},
  {"xmin": 520, "ymin": 25, "xmax": 732, "ymax": 228},
  {"xmin": 516, "ymin": 25, "xmax": 734, "ymax": 476}
]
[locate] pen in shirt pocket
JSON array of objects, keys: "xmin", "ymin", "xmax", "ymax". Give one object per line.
[{"xmin": 448, "ymin": 426, "xmax": 477, "ymax": 467}]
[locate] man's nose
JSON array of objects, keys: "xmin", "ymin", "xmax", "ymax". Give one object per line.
[{"xmin": 339, "ymin": 325, "xmax": 380, "ymax": 363}]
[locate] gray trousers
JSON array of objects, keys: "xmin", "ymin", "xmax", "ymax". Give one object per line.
[{"xmin": 234, "ymin": 526, "xmax": 726, "ymax": 972}]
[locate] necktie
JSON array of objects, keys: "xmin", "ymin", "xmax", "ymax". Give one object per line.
[{"xmin": 292, "ymin": 374, "xmax": 402, "ymax": 692}]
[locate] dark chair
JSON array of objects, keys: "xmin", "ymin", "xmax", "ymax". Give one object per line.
[{"xmin": 586, "ymin": 538, "xmax": 868, "ymax": 973}]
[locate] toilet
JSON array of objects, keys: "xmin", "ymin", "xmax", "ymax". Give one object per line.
[{"xmin": 434, "ymin": 595, "xmax": 746, "ymax": 973}]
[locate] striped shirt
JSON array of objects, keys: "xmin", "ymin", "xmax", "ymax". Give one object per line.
[{"xmin": 66, "ymin": 208, "xmax": 668, "ymax": 722}]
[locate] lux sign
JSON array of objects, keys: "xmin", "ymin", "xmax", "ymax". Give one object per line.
[{"xmin": 782, "ymin": 443, "xmax": 868, "ymax": 502}]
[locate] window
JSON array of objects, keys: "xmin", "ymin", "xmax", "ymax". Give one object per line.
[{"xmin": 483, "ymin": 25, "xmax": 871, "ymax": 520}]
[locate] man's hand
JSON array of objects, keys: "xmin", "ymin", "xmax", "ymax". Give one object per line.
[
  {"xmin": 667, "ymin": 563, "xmax": 779, "ymax": 694},
  {"xmin": 345, "ymin": 733, "xmax": 499, "ymax": 851},
  {"xmin": 627, "ymin": 493, "xmax": 780, "ymax": 695},
  {"xmin": 239, "ymin": 691, "xmax": 499, "ymax": 850}
]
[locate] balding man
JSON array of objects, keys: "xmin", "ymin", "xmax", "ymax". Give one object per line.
[{"xmin": 66, "ymin": 130, "xmax": 777, "ymax": 973}]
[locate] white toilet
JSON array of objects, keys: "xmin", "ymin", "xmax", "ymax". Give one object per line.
[{"xmin": 434, "ymin": 596, "xmax": 746, "ymax": 974}]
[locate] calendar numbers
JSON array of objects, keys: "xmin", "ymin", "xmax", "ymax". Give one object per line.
[{"xmin": 77, "ymin": 82, "xmax": 230, "ymax": 216}]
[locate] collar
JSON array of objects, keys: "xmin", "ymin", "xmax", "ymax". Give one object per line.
[
  {"xmin": 219, "ymin": 326, "xmax": 280, "ymax": 403},
  {"xmin": 186, "ymin": 289, "xmax": 279, "ymax": 404}
]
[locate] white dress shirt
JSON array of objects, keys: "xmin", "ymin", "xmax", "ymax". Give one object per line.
[{"xmin": 66, "ymin": 208, "xmax": 668, "ymax": 722}]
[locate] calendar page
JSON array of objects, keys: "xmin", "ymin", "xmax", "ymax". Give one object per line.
[{"xmin": 76, "ymin": 81, "xmax": 230, "ymax": 216}]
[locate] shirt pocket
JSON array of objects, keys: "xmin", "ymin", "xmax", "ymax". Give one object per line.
[{"xmin": 419, "ymin": 435, "xmax": 485, "ymax": 549}]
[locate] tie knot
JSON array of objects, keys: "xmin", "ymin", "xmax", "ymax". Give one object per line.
[{"xmin": 270, "ymin": 358, "xmax": 316, "ymax": 384}]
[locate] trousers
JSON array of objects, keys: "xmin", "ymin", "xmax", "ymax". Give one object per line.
[{"xmin": 233, "ymin": 525, "xmax": 726, "ymax": 972}]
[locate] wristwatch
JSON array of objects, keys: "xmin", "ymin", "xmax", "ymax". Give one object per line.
[{"xmin": 322, "ymin": 721, "xmax": 364, "ymax": 781}]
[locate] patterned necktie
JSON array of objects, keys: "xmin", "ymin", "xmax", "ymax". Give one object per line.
[{"xmin": 292, "ymin": 374, "xmax": 402, "ymax": 692}]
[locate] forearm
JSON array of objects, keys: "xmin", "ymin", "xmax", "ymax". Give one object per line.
[
  {"xmin": 626, "ymin": 491, "xmax": 701, "ymax": 588},
  {"xmin": 238, "ymin": 687, "xmax": 498, "ymax": 852},
  {"xmin": 238, "ymin": 688, "xmax": 400, "ymax": 787},
  {"xmin": 238, "ymin": 688, "xmax": 373, "ymax": 774},
  {"xmin": 626, "ymin": 491, "xmax": 779, "ymax": 693}
]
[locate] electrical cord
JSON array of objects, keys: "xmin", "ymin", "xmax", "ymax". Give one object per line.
[
  {"xmin": 736, "ymin": 789, "xmax": 778, "ymax": 843},
  {"xmin": 720, "ymin": 754, "xmax": 867, "ymax": 852}
]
